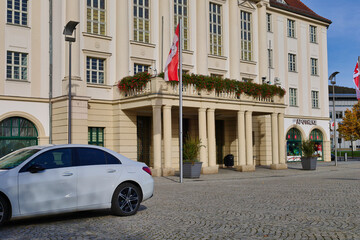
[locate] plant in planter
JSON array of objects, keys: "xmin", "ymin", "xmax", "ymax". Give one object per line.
[
  {"xmin": 300, "ymin": 139, "xmax": 317, "ymax": 170},
  {"xmin": 183, "ymin": 136, "xmax": 205, "ymax": 178}
]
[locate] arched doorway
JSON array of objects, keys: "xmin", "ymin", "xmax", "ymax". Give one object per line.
[
  {"xmin": 0, "ymin": 117, "xmax": 38, "ymax": 157},
  {"xmin": 310, "ymin": 129, "xmax": 323, "ymax": 161},
  {"xmin": 286, "ymin": 128, "xmax": 302, "ymax": 162}
]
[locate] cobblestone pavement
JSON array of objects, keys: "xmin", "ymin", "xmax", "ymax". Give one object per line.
[{"xmin": 1, "ymin": 161, "xmax": 360, "ymax": 240}]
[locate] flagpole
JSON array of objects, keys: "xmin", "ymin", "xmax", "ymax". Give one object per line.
[{"xmin": 179, "ymin": 19, "xmax": 183, "ymax": 183}]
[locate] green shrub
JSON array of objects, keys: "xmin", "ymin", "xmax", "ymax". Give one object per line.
[
  {"xmin": 301, "ymin": 140, "xmax": 315, "ymax": 157},
  {"xmin": 183, "ymin": 135, "xmax": 204, "ymax": 164}
]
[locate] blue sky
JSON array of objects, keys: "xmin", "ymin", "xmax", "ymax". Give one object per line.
[{"xmin": 301, "ymin": 0, "xmax": 360, "ymax": 88}]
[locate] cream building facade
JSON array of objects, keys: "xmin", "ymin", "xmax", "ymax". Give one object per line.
[{"xmin": 0, "ymin": 0, "xmax": 331, "ymax": 176}]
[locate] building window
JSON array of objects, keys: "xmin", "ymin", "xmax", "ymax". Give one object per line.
[
  {"xmin": 311, "ymin": 90, "xmax": 319, "ymax": 108},
  {"xmin": 288, "ymin": 53, "xmax": 296, "ymax": 72},
  {"xmin": 335, "ymin": 111, "xmax": 343, "ymax": 119},
  {"xmin": 287, "ymin": 19, "xmax": 295, "ymax": 38},
  {"xmin": 311, "ymin": 58, "xmax": 318, "ymax": 75},
  {"xmin": 242, "ymin": 78, "xmax": 253, "ymax": 83},
  {"xmin": 88, "ymin": 127, "xmax": 104, "ymax": 146},
  {"xmin": 289, "ymin": 88, "xmax": 297, "ymax": 106},
  {"xmin": 241, "ymin": 11, "xmax": 252, "ymax": 61},
  {"xmin": 133, "ymin": 0, "xmax": 150, "ymax": 43},
  {"xmin": 86, "ymin": 57, "xmax": 105, "ymax": 84},
  {"xmin": 134, "ymin": 64, "xmax": 149, "ymax": 74},
  {"xmin": 87, "ymin": 0, "xmax": 106, "ymax": 35},
  {"xmin": 268, "ymin": 48, "xmax": 273, "ymax": 68},
  {"xmin": 309, "ymin": 25, "xmax": 317, "ymax": 43},
  {"xmin": 7, "ymin": 0, "xmax": 28, "ymax": 26},
  {"xmin": 7, "ymin": 51, "xmax": 28, "ymax": 80},
  {"xmin": 174, "ymin": 0, "xmax": 189, "ymax": 50},
  {"xmin": 329, "ymin": 111, "xmax": 332, "ymax": 119},
  {"xmin": 266, "ymin": 13, "xmax": 272, "ymax": 32},
  {"xmin": 209, "ymin": 2, "xmax": 222, "ymax": 56}
]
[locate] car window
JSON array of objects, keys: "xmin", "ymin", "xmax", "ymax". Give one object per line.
[
  {"xmin": 0, "ymin": 149, "xmax": 40, "ymax": 170},
  {"xmin": 76, "ymin": 148, "xmax": 107, "ymax": 166},
  {"xmin": 105, "ymin": 152, "xmax": 121, "ymax": 164},
  {"xmin": 22, "ymin": 148, "xmax": 72, "ymax": 171}
]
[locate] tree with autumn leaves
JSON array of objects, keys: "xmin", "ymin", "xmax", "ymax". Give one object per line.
[{"xmin": 337, "ymin": 101, "xmax": 360, "ymax": 155}]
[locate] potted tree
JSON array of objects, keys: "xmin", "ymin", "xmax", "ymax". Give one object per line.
[
  {"xmin": 300, "ymin": 139, "xmax": 317, "ymax": 170},
  {"xmin": 183, "ymin": 136, "xmax": 204, "ymax": 178}
]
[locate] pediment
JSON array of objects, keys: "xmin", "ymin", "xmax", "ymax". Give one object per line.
[{"xmin": 238, "ymin": 0, "xmax": 256, "ymax": 10}]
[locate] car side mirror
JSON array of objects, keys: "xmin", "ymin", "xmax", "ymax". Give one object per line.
[{"xmin": 28, "ymin": 164, "xmax": 45, "ymax": 173}]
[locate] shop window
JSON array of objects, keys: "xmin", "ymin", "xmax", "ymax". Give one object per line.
[
  {"xmin": 0, "ymin": 117, "xmax": 38, "ymax": 157},
  {"xmin": 310, "ymin": 129, "xmax": 323, "ymax": 161},
  {"xmin": 286, "ymin": 128, "xmax": 301, "ymax": 162}
]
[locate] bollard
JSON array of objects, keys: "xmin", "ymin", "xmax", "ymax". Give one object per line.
[{"xmin": 345, "ymin": 153, "xmax": 347, "ymax": 161}]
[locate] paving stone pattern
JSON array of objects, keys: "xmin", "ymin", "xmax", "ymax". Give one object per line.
[{"xmin": 1, "ymin": 162, "xmax": 360, "ymax": 240}]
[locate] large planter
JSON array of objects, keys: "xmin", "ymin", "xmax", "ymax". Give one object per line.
[
  {"xmin": 183, "ymin": 162, "xmax": 203, "ymax": 178},
  {"xmin": 300, "ymin": 157, "xmax": 317, "ymax": 170}
]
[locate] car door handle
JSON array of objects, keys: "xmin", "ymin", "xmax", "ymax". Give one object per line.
[
  {"xmin": 62, "ymin": 172, "xmax": 73, "ymax": 176},
  {"xmin": 107, "ymin": 169, "xmax": 116, "ymax": 173}
]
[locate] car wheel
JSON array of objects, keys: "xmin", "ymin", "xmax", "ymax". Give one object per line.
[
  {"xmin": 0, "ymin": 195, "xmax": 10, "ymax": 226},
  {"xmin": 111, "ymin": 183, "xmax": 142, "ymax": 216}
]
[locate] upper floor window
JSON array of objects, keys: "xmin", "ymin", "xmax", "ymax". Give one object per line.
[
  {"xmin": 241, "ymin": 11, "xmax": 252, "ymax": 61},
  {"xmin": 87, "ymin": 0, "xmax": 106, "ymax": 35},
  {"xmin": 311, "ymin": 90, "xmax": 319, "ymax": 108},
  {"xmin": 268, "ymin": 48, "xmax": 273, "ymax": 68},
  {"xmin": 209, "ymin": 2, "xmax": 222, "ymax": 56},
  {"xmin": 288, "ymin": 53, "xmax": 296, "ymax": 72},
  {"xmin": 133, "ymin": 0, "xmax": 150, "ymax": 43},
  {"xmin": 266, "ymin": 13, "xmax": 272, "ymax": 32},
  {"xmin": 7, "ymin": 0, "xmax": 28, "ymax": 26},
  {"xmin": 311, "ymin": 58, "xmax": 318, "ymax": 75},
  {"xmin": 289, "ymin": 88, "xmax": 297, "ymax": 106},
  {"xmin": 88, "ymin": 127, "xmax": 104, "ymax": 146},
  {"xmin": 174, "ymin": 0, "xmax": 189, "ymax": 50},
  {"xmin": 86, "ymin": 57, "xmax": 105, "ymax": 84},
  {"xmin": 7, "ymin": 51, "xmax": 28, "ymax": 80},
  {"xmin": 134, "ymin": 64, "xmax": 149, "ymax": 74},
  {"xmin": 309, "ymin": 25, "xmax": 317, "ymax": 43},
  {"xmin": 335, "ymin": 111, "xmax": 343, "ymax": 119},
  {"xmin": 287, "ymin": 19, "xmax": 295, "ymax": 38}
]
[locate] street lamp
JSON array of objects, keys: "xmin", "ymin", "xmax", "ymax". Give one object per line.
[
  {"xmin": 329, "ymin": 71, "xmax": 339, "ymax": 166},
  {"xmin": 63, "ymin": 21, "xmax": 79, "ymax": 144}
]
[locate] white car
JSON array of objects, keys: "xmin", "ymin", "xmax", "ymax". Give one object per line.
[{"xmin": 0, "ymin": 144, "xmax": 154, "ymax": 225}]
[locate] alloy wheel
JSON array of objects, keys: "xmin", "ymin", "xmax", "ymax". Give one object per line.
[{"xmin": 117, "ymin": 187, "xmax": 139, "ymax": 214}]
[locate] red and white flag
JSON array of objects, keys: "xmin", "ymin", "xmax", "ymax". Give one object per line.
[
  {"xmin": 164, "ymin": 24, "xmax": 180, "ymax": 81},
  {"xmin": 354, "ymin": 59, "xmax": 360, "ymax": 100}
]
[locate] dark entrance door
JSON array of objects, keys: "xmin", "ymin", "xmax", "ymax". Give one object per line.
[
  {"xmin": 137, "ymin": 116, "xmax": 151, "ymax": 166},
  {"xmin": 216, "ymin": 120, "xmax": 224, "ymax": 164}
]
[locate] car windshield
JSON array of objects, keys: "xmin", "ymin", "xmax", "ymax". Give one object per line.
[{"xmin": 0, "ymin": 149, "xmax": 40, "ymax": 170}]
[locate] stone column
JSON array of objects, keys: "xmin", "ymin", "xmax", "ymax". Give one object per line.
[
  {"xmin": 278, "ymin": 113, "xmax": 286, "ymax": 165},
  {"xmin": 204, "ymin": 109, "xmax": 218, "ymax": 174},
  {"xmin": 229, "ymin": 0, "xmax": 240, "ymax": 79},
  {"xmin": 196, "ymin": 0, "xmax": 208, "ymax": 75},
  {"xmin": 236, "ymin": 110, "xmax": 247, "ymax": 171},
  {"xmin": 152, "ymin": 105, "xmax": 162, "ymax": 176},
  {"xmin": 162, "ymin": 105, "xmax": 174, "ymax": 176},
  {"xmin": 244, "ymin": 111, "xmax": 255, "ymax": 171},
  {"xmin": 257, "ymin": 2, "xmax": 267, "ymax": 84},
  {"xmin": 271, "ymin": 113, "xmax": 287, "ymax": 170},
  {"xmin": 116, "ymin": 0, "xmax": 129, "ymax": 79},
  {"xmin": 198, "ymin": 108, "xmax": 208, "ymax": 167}
]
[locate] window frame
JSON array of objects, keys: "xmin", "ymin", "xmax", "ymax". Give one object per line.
[
  {"xmin": 266, "ymin": 13, "xmax": 272, "ymax": 32},
  {"xmin": 288, "ymin": 53, "xmax": 296, "ymax": 72},
  {"xmin": 309, "ymin": 25, "xmax": 317, "ymax": 43},
  {"xmin": 86, "ymin": 0, "xmax": 106, "ymax": 35},
  {"xmin": 287, "ymin": 19, "xmax": 296, "ymax": 38},
  {"xmin": 289, "ymin": 88, "xmax": 297, "ymax": 106},
  {"xmin": 88, "ymin": 127, "xmax": 104, "ymax": 146},
  {"xmin": 7, "ymin": 0, "xmax": 28, "ymax": 26},
  {"xmin": 133, "ymin": 0, "xmax": 150, "ymax": 43},
  {"xmin": 311, "ymin": 90, "xmax": 319, "ymax": 109},
  {"xmin": 311, "ymin": 58, "xmax": 318, "ymax": 76},
  {"xmin": 268, "ymin": 48, "xmax": 273, "ymax": 68},
  {"xmin": 86, "ymin": 57, "xmax": 105, "ymax": 84},
  {"xmin": 6, "ymin": 51, "xmax": 28, "ymax": 81},
  {"xmin": 209, "ymin": 2, "xmax": 223, "ymax": 56},
  {"xmin": 241, "ymin": 11, "xmax": 253, "ymax": 61},
  {"xmin": 174, "ymin": 0, "xmax": 189, "ymax": 50},
  {"xmin": 134, "ymin": 63, "xmax": 149, "ymax": 74}
]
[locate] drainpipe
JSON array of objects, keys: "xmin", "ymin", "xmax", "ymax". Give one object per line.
[{"xmin": 49, "ymin": 0, "xmax": 53, "ymax": 144}]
